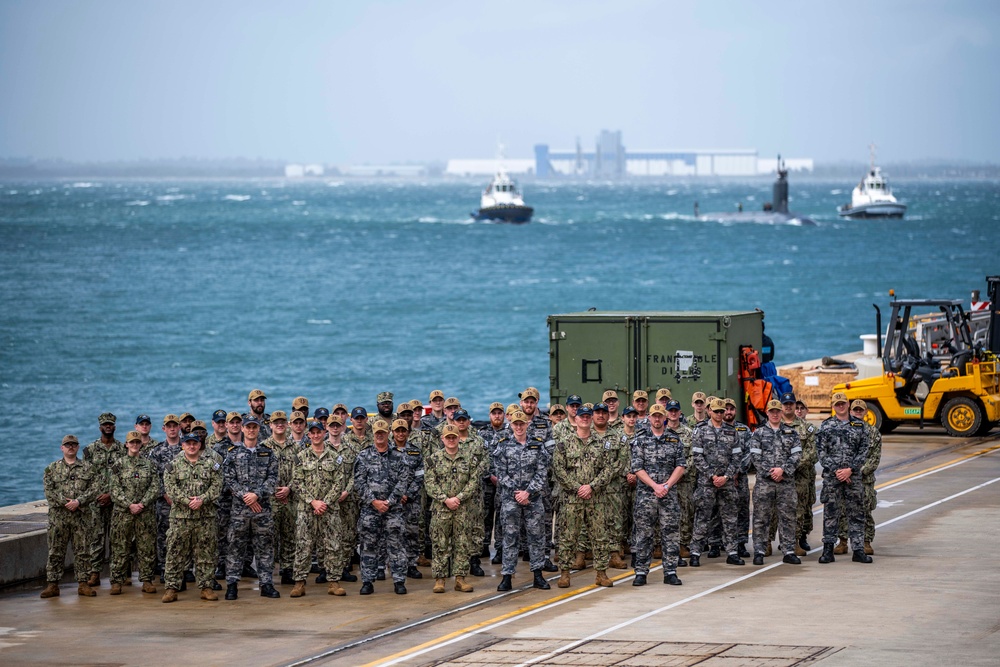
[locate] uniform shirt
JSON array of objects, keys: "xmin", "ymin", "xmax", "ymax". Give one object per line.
[
  {"xmin": 424, "ymin": 446, "xmax": 480, "ymax": 506},
  {"xmin": 83, "ymin": 438, "xmax": 125, "ymax": 493},
  {"xmin": 353, "ymin": 446, "xmax": 413, "ymax": 507},
  {"xmin": 859, "ymin": 424, "xmax": 883, "ymax": 482},
  {"xmin": 784, "ymin": 417, "xmax": 818, "ymax": 474},
  {"xmin": 491, "ymin": 434, "xmax": 551, "ymax": 500},
  {"xmin": 420, "ymin": 412, "xmax": 445, "ymax": 430},
  {"xmin": 43, "ymin": 459, "xmax": 97, "ymax": 513},
  {"xmin": 343, "ymin": 429, "xmax": 374, "ymax": 454},
  {"xmin": 394, "ymin": 441, "xmax": 424, "ymax": 501},
  {"xmin": 146, "ymin": 441, "xmax": 183, "ymax": 499},
  {"xmin": 748, "ymin": 423, "xmax": 802, "ymax": 481},
  {"xmin": 163, "ymin": 456, "xmax": 222, "ymax": 519},
  {"xmin": 241, "ymin": 411, "xmax": 272, "ymax": 440},
  {"xmin": 478, "ymin": 423, "xmax": 511, "ymax": 455},
  {"xmin": 293, "ymin": 447, "xmax": 345, "ymax": 508},
  {"xmin": 817, "ymin": 416, "xmax": 869, "ymax": 476},
  {"xmin": 109, "ymin": 454, "xmax": 160, "ymax": 511},
  {"xmin": 552, "ymin": 430, "xmax": 623, "ymax": 503},
  {"xmin": 224, "ymin": 443, "xmax": 278, "ymax": 511},
  {"xmin": 631, "ymin": 429, "xmax": 686, "ymax": 490},
  {"xmin": 593, "ymin": 428, "xmax": 631, "ymax": 494},
  {"xmin": 325, "ymin": 441, "xmax": 357, "ymax": 498},
  {"xmin": 262, "ymin": 435, "xmax": 302, "ymax": 495},
  {"xmin": 691, "ymin": 421, "xmax": 742, "ymax": 480}
]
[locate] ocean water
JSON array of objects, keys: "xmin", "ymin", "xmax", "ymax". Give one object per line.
[{"xmin": 1, "ymin": 177, "xmax": 997, "ymax": 505}]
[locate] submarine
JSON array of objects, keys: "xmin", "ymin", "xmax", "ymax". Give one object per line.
[{"xmin": 695, "ymin": 155, "xmax": 816, "ymax": 226}]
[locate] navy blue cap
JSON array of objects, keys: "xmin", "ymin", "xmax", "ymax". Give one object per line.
[
  {"xmin": 665, "ymin": 399, "xmax": 682, "ymax": 411},
  {"xmin": 350, "ymin": 407, "xmax": 367, "ymax": 419},
  {"xmin": 780, "ymin": 392, "xmax": 796, "ymax": 404},
  {"xmin": 576, "ymin": 406, "xmax": 593, "ymax": 417},
  {"xmin": 566, "ymin": 395, "xmax": 583, "ymax": 406},
  {"xmin": 181, "ymin": 432, "xmax": 201, "ymax": 443},
  {"xmin": 593, "ymin": 402, "xmax": 609, "ymax": 412},
  {"xmin": 211, "ymin": 409, "xmax": 227, "ymax": 423},
  {"xmin": 314, "ymin": 407, "xmax": 330, "ymax": 418},
  {"xmin": 622, "ymin": 406, "xmax": 638, "ymax": 416},
  {"xmin": 453, "ymin": 408, "xmax": 470, "ymax": 420},
  {"xmin": 135, "ymin": 414, "xmax": 151, "ymax": 424},
  {"xmin": 243, "ymin": 416, "xmax": 261, "ymax": 426},
  {"xmin": 307, "ymin": 420, "xmax": 325, "ymax": 431}
]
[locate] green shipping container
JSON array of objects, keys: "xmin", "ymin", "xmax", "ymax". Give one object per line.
[{"xmin": 547, "ymin": 311, "xmax": 764, "ymax": 421}]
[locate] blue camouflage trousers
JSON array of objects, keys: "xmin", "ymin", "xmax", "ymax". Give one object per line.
[
  {"xmin": 821, "ymin": 475, "xmax": 865, "ymax": 551},
  {"xmin": 226, "ymin": 508, "xmax": 275, "ymax": 585},
  {"xmin": 357, "ymin": 505, "xmax": 407, "ymax": 584},
  {"xmin": 632, "ymin": 490, "xmax": 681, "ymax": 574},
  {"xmin": 500, "ymin": 495, "xmax": 546, "ymax": 576}
]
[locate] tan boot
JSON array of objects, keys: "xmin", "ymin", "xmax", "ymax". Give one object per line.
[
  {"xmin": 454, "ymin": 576, "xmax": 474, "ymax": 593},
  {"xmin": 608, "ymin": 552, "xmax": 628, "ymax": 569},
  {"xmin": 328, "ymin": 581, "xmax": 346, "ymax": 596},
  {"xmin": 652, "ymin": 546, "xmax": 662, "ymax": 559},
  {"xmin": 595, "ymin": 570, "xmax": 613, "ymax": 587},
  {"xmin": 141, "ymin": 581, "xmax": 157, "ymax": 594},
  {"xmin": 557, "ymin": 570, "xmax": 571, "ymax": 588},
  {"xmin": 161, "ymin": 588, "xmax": 178, "ymax": 603},
  {"xmin": 679, "ymin": 545, "xmax": 691, "ymax": 558},
  {"xmin": 764, "ymin": 543, "xmax": 772, "ymax": 557},
  {"xmin": 200, "ymin": 587, "xmax": 218, "ymax": 601},
  {"xmin": 78, "ymin": 582, "xmax": 96, "ymax": 597},
  {"xmin": 584, "ymin": 550, "xmax": 593, "ymax": 560},
  {"xmin": 572, "ymin": 552, "xmax": 586, "ymax": 570},
  {"xmin": 40, "ymin": 582, "xmax": 60, "ymax": 598},
  {"xmin": 864, "ymin": 541, "xmax": 874, "ymax": 556},
  {"xmin": 433, "ymin": 578, "xmax": 446, "ymax": 593},
  {"xmin": 794, "ymin": 544, "xmax": 807, "ymax": 557},
  {"xmin": 110, "ymin": 583, "xmax": 123, "ymax": 595},
  {"xmin": 290, "ymin": 581, "xmax": 306, "ymax": 598},
  {"xmin": 86, "ymin": 572, "xmax": 100, "ymax": 587},
  {"xmin": 834, "ymin": 539, "xmax": 849, "ymax": 555},
  {"xmin": 417, "ymin": 555, "xmax": 432, "ymax": 567},
  {"xmin": 124, "ymin": 579, "xmax": 133, "ymax": 586}
]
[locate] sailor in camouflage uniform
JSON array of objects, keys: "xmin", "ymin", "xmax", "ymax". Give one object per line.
[
  {"xmin": 260, "ymin": 410, "xmax": 299, "ymax": 584},
  {"xmin": 839, "ymin": 399, "xmax": 882, "ymax": 555},
  {"xmin": 778, "ymin": 392, "xmax": 817, "ymax": 555},
  {"xmin": 211, "ymin": 412, "xmax": 242, "ymax": 579},
  {"xmin": 161, "ymin": 432, "xmax": 223, "ymax": 602},
  {"xmin": 748, "ymin": 400, "xmax": 803, "ymax": 565},
  {"xmin": 492, "ymin": 411, "xmax": 552, "ymax": 591},
  {"xmin": 223, "ymin": 416, "xmax": 280, "ymax": 599},
  {"xmin": 40, "ymin": 435, "xmax": 98, "ymax": 598},
  {"xmin": 325, "ymin": 414, "xmax": 360, "ymax": 583},
  {"xmin": 479, "ymin": 402, "xmax": 509, "ymax": 561},
  {"xmin": 723, "ymin": 398, "xmax": 753, "ymax": 558},
  {"xmin": 593, "ymin": 401, "xmax": 631, "ymax": 570},
  {"xmin": 135, "ymin": 414, "xmax": 159, "ymax": 456},
  {"xmin": 553, "ymin": 405, "xmax": 623, "ymax": 588},
  {"xmin": 631, "ymin": 404, "xmax": 687, "ymax": 586},
  {"xmin": 816, "ymin": 392, "xmax": 872, "ymax": 564},
  {"xmin": 146, "ymin": 414, "xmax": 184, "ymax": 576},
  {"xmin": 345, "ymin": 406, "xmax": 375, "ymax": 452},
  {"xmin": 424, "ymin": 424, "xmax": 480, "ymax": 593},
  {"xmin": 689, "ymin": 398, "xmax": 745, "ymax": 566},
  {"xmin": 390, "ymin": 417, "xmax": 425, "ymax": 579},
  {"xmin": 108, "ymin": 431, "xmax": 160, "ymax": 594},
  {"xmin": 82, "ymin": 412, "xmax": 124, "ymax": 586},
  {"xmin": 245, "ymin": 388, "xmax": 272, "ymax": 439},
  {"xmin": 353, "ymin": 420, "xmax": 414, "ymax": 595}
]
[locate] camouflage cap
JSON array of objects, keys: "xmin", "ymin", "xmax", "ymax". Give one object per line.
[
  {"xmin": 692, "ymin": 392, "xmax": 707, "ymax": 402},
  {"xmin": 489, "ymin": 401, "xmax": 505, "ymax": 412},
  {"xmin": 655, "ymin": 388, "xmax": 672, "ymax": 400},
  {"xmin": 443, "ymin": 397, "xmax": 461, "ymax": 408},
  {"xmin": 270, "ymin": 410, "xmax": 288, "ymax": 422},
  {"xmin": 292, "ymin": 396, "xmax": 309, "ymax": 409},
  {"xmin": 225, "ymin": 411, "xmax": 242, "ymax": 423},
  {"xmin": 307, "ymin": 420, "xmax": 325, "ymax": 431},
  {"xmin": 163, "ymin": 413, "xmax": 181, "ymax": 425},
  {"xmin": 372, "ymin": 420, "xmax": 390, "ymax": 433},
  {"xmin": 327, "ymin": 414, "xmax": 345, "ymax": 426},
  {"xmin": 509, "ymin": 411, "xmax": 529, "ymax": 423},
  {"xmin": 377, "ymin": 391, "xmax": 394, "ymax": 403},
  {"xmin": 429, "ymin": 390, "xmax": 445, "ymax": 401},
  {"xmin": 332, "ymin": 403, "xmax": 349, "ymax": 414},
  {"xmin": 391, "ymin": 419, "xmax": 410, "ymax": 431},
  {"xmin": 441, "ymin": 424, "xmax": 460, "ymax": 437},
  {"xmin": 61, "ymin": 434, "xmax": 79, "ymax": 446},
  {"xmin": 125, "ymin": 430, "xmax": 142, "ymax": 443},
  {"xmin": 709, "ymin": 398, "xmax": 726, "ymax": 411},
  {"xmin": 648, "ymin": 404, "xmax": 667, "ymax": 416},
  {"xmin": 632, "ymin": 390, "xmax": 648, "ymax": 400},
  {"xmin": 723, "ymin": 397, "xmax": 737, "ymax": 408},
  {"xmin": 831, "ymin": 392, "xmax": 849, "ymax": 405},
  {"xmin": 289, "ymin": 411, "xmax": 306, "ymax": 422},
  {"xmin": 602, "ymin": 390, "xmax": 619, "ymax": 402},
  {"xmin": 179, "ymin": 412, "xmax": 195, "ymax": 422},
  {"xmin": 98, "ymin": 412, "xmax": 117, "ymax": 425},
  {"xmin": 519, "ymin": 387, "xmax": 540, "ymax": 400},
  {"xmin": 248, "ymin": 389, "xmax": 266, "ymax": 401},
  {"xmin": 851, "ymin": 399, "xmax": 867, "ymax": 411},
  {"xmin": 766, "ymin": 399, "xmax": 783, "ymax": 411},
  {"xmin": 550, "ymin": 404, "xmax": 566, "ymax": 415},
  {"xmin": 190, "ymin": 420, "xmax": 208, "ymax": 432}
]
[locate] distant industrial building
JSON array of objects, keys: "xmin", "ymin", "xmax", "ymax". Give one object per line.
[
  {"xmin": 343, "ymin": 164, "xmax": 428, "ymax": 177},
  {"xmin": 447, "ymin": 130, "xmax": 812, "ymax": 178},
  {"xmin": 284, "ymin": 163, "xmax": 325, "ymax": 177}
]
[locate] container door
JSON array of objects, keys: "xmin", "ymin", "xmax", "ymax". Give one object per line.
[
  {"xmin": 639, "ymin": 316, "xmax": 726, "ymax": 408},
  {"xmin": 549, "ymin": 317, "xmax": 634, "ymax": 403}
]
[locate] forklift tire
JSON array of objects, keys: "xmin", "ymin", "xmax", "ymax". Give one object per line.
[
  {"xmin": 941, "ymin": 397, "xmax": 983, "ymax": 437},
  {"xmin": 865, "ymin": 403, "xmax": 897, "ymax": 434}
]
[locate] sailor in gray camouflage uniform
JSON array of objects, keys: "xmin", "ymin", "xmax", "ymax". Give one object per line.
[{"xmin": 748, "ymin": 400, "xmax": 802, "ymax": 565}]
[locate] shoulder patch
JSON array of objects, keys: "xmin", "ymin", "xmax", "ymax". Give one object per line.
[
  {"xmin": 807, "ymin": 425, "xmax": 815, "ymax": 433},
  {"xmin": 213, "ymin": 462, "xmax": 220, "ymax": 471},
  {"xmin": 257, "ymin": 451, "xmax": 271, "ymax": 456},
  {"xmin": 736, "ymin": 426, "xmax": 749, "ymax": 432}
]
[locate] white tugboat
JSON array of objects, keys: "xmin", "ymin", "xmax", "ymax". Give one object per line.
[
  {"xmin": 472, "ymin": 147, "xmax": 533, "ymax": 223},
  {"xmin": 838, "ymin": 144, "xmax": 907, "ymax": 219}
]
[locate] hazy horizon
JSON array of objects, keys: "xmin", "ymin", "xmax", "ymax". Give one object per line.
[{"xmin": 2, "ymin": 1, "xmax": 998, "ymax": 164}]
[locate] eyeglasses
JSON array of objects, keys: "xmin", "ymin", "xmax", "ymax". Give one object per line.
[{"xmin": 712, "ymin": 409, "xmax": 725, "ymax": 414}]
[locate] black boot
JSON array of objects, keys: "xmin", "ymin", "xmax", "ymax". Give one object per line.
[
  {"xmin": 341, "ymin": 568, "xmax": 357, "ymax": 583},
  {"xmin": 315, "ymin": 569, "xmax": 328, "ymax": 584},
  {"xmin": 491, "ymin": 548, "xmax": 503, "ymax": 565},
  {"xmin": 542, "ymin": 558, "xmax": 558, "ymax": 572},
  {"xmin": 280, "ymin": 569, "xmax": 295, "ymax": 585},
  {"xmin": 852, "ymin": 549, "xmax": 873, "ymax": 564},
  {"xmin": 215, "ymin": 565, "xmax": 226, "ymax": 580},
  {"xmin": 677, "ymin": 557, "xmax": 687, "ymax": 567},
  {"xmin": 497, "ymin": 574, "xmax": 513, "ymax": 591},
  {"xmin": 799, "ymin": 536, "xmax": 811, "ymax": 551},
  {"xmin": 689, "ymin": 554, "xmax": 701, "ymax": 567},
  {"xmin": 664, "ymin": 572, "xmax": 682, "ymax": 586},
  {"xmin": 532, "ymin": 570, "xmax": 550, "ymax": 590},
  {"xmin": 225, "ymin": 583, "xmax": 238, "ymax": 600},
  {"xmin": 737, "ymin": 543, "xmax": 750, "ymax": 558},
  {"xmin": 183, "ymin": 570, "xmax": 196, "ymax": 583},
  {"xmin": 480, "ymin": 545, "xmax": 491, "ymax": 558},
  {"xmin": 393, "ymin": 581, "xmax": 407, "ymax": 595},
  {"xmin": 632, "ymin": 574, "xmax": 647, "ymax": 586},
  {"xmin": 376, "ymin": 568, "xmax": 386, "ymax": 581},
  {"xmin": 469, "ymin": 557, "xmax": 485, "ymax": 577},
  {"xmin": 241, "ymin": 563, "xmax": 258, "ymax": 579},
  {"xmin": 726, "ymin": 554, "xmax": 745, "ymax": 566},
  {"xmin": 211, "ymin": 579, "xmax": 223, "ymax": 591},
  {"xmin": 753, "ymin": 554, "xmax": 764, "ymax": 566},
  {"xmin": 360, "ymin": 581, "xmax": 374, "ymax": 595},
  {"xmin": 707, "ymin": 545, "xmax": 721, "ymax": 558},
  {"xmin": 406, "ymin": 565, "xmax": 423, "ymax": 579},
  {"xmin": 260, "ymin": 583, "xmax": 280, "ymax": 598},
  {"xmin": 783, "ymin": 553, "xmax": 802, "ymax": 565},
  {"xmin": 818, "ymin": 544, "xmax": 835, "ymax": 564}
]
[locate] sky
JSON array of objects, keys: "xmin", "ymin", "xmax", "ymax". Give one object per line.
[{"xmin": 1, "ymin": 0, "xmax": 998, "ymax": 164}]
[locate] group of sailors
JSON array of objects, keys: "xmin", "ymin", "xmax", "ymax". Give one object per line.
[{"xmin": 40, "ymin": 385, "xmax": 881, "ymax": 602}]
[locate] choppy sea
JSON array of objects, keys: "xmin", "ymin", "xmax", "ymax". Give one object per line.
[{"xmin": 1, "ymin": 177, "xmax": 997, "ymax": 505}]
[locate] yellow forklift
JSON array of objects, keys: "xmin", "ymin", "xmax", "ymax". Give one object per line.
[{"xmin": 834, "ymin": 287, "xmax": 1000, "ymax": 436}]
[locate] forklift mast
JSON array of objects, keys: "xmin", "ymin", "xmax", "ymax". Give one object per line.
[{"xmin": 987, "ymin": 276, "xmax": 1000, "ymax": 355}]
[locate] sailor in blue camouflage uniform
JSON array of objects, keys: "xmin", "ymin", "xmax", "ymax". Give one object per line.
[
  {"xmin": 353, "ymin": 420, "xmax": 414, "ymax": 595},
  {"xmin": 390, "ymin": 417, "xmax": 425, "ymax": 580},
  {"xmin": 211, "ymin": 412, "xmax": 241, "ymax": 579},
  {"xmin": 492, "ymin": 410, "xmax": 553, "ymax": 591},
  {"xmin": 223, "ymin": 415, "xmax": 280, "ymax": 599},
  {"xmin": 723, "ymin": 397, "xmax": 753, "ymax": 558},
  {"xmin": 689, "ymin": 398, "xmax": 745, "ymax": 566},
  {"xmin": 479, "ymin": 402, "xmax": 509, "ymax": 562},
  {"xmin": 816, "ymin": 392, "xmax": 872, "ymax": 564},
  {"xmin": 748, "ymin": 400, "xmax": 803, "ymax": 565},
  {"xmin": 518, "ymin": 387, "xmax": 557, "ymax": 568},
  {"xmin": 631, "ymin": 404, "xmax": 687, "ymax": 586}
]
